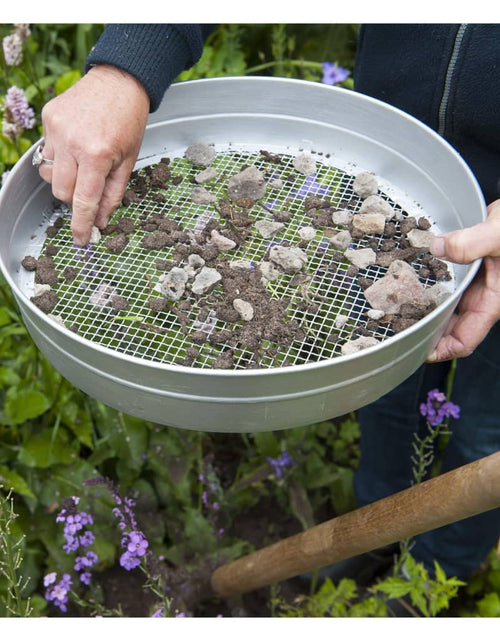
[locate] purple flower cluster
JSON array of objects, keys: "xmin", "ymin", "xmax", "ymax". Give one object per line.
[
  {"xmin": 420, "ymin": 388, "xmax": 461, "ymax": 426},
  {"xmin": 44, "ymin": 496, "xmax": 99, "ymax": 611},
  {"xmin": 2, "ymin": 85, "xmax": 35, "ymax": 139},
  {"xmin": 44, "ymin": 572, "xmax": 72, "ymax": 613},
  {"xmin": 87, "ymin": 477, "xmax": 150, "ymax": 571},
  {"xmin": 321, "ymin": 62, "xmax": 350, "ymax": 86},
  {"xmin": 266, "ymin": 451, "xmax": 296, "ymax": 479},
  {"xmin": 2, "ymin": 24, "xmax": 30, "ymax": 66}
]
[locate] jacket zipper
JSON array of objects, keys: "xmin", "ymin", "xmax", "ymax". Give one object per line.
[{"xmin": 437, "ymin": 24, "xmax": 468, "ymax": 136}]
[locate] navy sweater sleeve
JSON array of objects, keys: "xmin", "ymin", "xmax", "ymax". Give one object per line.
[{"xmin": 85, "ymin": 24, "xmax": 214, "ymax": 112}]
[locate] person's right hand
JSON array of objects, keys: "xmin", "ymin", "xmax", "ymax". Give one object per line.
[{"xmin": 38, "ymin": 64, "xmax": 150, "ymax": 246}]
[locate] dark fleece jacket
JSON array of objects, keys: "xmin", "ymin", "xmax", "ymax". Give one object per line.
[{"xmin": 354, "ymin": 24, "xmax": 500, "ymax": 204}]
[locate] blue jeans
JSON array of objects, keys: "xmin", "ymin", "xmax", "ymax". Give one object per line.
[{"xmin": 356, "ymin": 322, "xmax": 500, "ymax": 579}]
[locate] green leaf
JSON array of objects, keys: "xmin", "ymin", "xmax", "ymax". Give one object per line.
[
  {"xmin": 54, "ymin": 69, "xmax": 81, "ymax": 95},
  {"xmin": 17, "ymin": 427, "xmax": 79, "ymax": 468},
  {"xmin": 0, "ymin": 465, "xmax": 35, "ymax": 498},
  {"xmin": 4, "ymin": 388, "xmax": 51, "ymax": 424},
  {"xmin": 477, "ymin": 592, "xmax": 500, "ymax": 617}
]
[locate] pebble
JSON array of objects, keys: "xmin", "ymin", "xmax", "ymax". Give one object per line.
[
  {"xmin": 210, "ymin": 229, "xmax": 237, "ymax": 251},
  {"xmin": 293, "ymin": 152, "xmax": 317, "ymax": 176},
  {"xmin": 298, "ymin": 226, "xmax": 317, "ymax": 241},
  {"xmin": 228, "ymin": 166, "xmax": 266, "ymax": 201},
  {"xmin": 364, "ymin": 260, "xmax": 429, "ymax": 314},
  {"xmin": 269, "ymin": 246, "xmax": 308, "ymax": 273},
  {"xmin": 89, "ymin": 225, "xmax": 101, "ymax": 244},
  {"xmin": 254, "ymin": 220, "xmax": 285, "ymax": 238},
  {"xmin": 406, "ymin": 228, "xmax": 435, "ymax": 249},
  {"xmin": 184, "ymin": 142, "xmax": 216, "ymax": 167},
  {"xmin": 191, "ymin": 266, "xmax": 222, "ymax": 295},
  {"xmin": 160, "ymin": 267, "xmax": 188, "ymax": 301},
  {"xmin": 233, "ymin": 298, "xmax": 254, "ymax": 321},
  {"xmin": 341, "ymin": 336, "xmax": 380, "ymax": 355},
  {"xmin": 345, "ymin": 247, "xmax": 377, "ymax": 269},
  {"xmin": 353, "ymin": 171, "xmax": 378, "ymax": 198},
  {"xmin": 359, "ymin": 195, "xmax": 394, "ymax": 220},
  {"xmin": 351, "ymin": 212, "xmax": 386, "ymax": 236},
  {"xmin": 194, "ymin": 166, "xmax": 218, "ymax": 183},
  {"xmin": 331, "ymin": 209, "xmax": 353, "ymax": 226},
  {"xmin": 326, "ymin": 229, "xmax": 352, "ymax": 250},
  {"xmin": 191, "ymin": 186, "xmax": 217, "ymax": 204}
]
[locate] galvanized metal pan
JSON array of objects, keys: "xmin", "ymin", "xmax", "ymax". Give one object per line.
[{"xmin": 0, "ymin": 77, "xmax": 485, "ymax": 432}]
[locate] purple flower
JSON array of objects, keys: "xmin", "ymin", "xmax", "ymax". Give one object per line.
[
  {"xmin": 419, "ymin": 388, "xmax": 461, "ymax": 426},
  {"xmin": 45, "ymin": 573, "xmax": 73, "ymax": 612},
  {"xmin": 120, "ymin": 551, "xmax": 142, "ymax": 570},
  {"xmin": 266, "ymin": 451, "xmax": 296, "ymax": 479},
  {"xmin": 321, "ymin": 62, "xmax": 350, "ymax": 86},
  {"xmin": 2, "ymin": 86, "xmax": 35, "ymax": 139},
  {"xmin": 126, "ymin": 531, "xmax": 149, "ymax": 557},
  {"xmin": 55, "ymin": 496, "xmax": 99, "ymax": 586}
]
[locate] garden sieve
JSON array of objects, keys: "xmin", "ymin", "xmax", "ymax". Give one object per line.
[{"xmin": 0, "ymin": 77, "xmax": 485, "ymax": 432}]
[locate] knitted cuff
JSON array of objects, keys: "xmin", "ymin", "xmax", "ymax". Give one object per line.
[{"xmin": 85, "ymin": 24, "xmax": 205, "ymax": 111}]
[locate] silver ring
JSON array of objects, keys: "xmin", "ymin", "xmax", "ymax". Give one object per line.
[{"xmin": 32, "ymin": 144, "xmax": 54, "ymax": 167}]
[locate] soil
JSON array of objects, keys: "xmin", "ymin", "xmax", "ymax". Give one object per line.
[{"xmin": 25, "ymin": 146, "xmax": 453, "ymax": 369}]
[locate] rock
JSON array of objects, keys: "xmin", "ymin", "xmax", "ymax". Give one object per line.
[
  {"xmin": 366, "ymin": 309, "xmax": 385, "ymax": 320},
  {"xmin": 194, "ymin": 166, "xmax": 218, "ymax": 183},
  {"xmin": 331, "ymin": 209, "xmax": 353, "ymax": 226},
  {"xmin": 210, "ymin": 229, "xmax": 237, "ymax": 251},
  {"xmin": 351, "ymin": 212, "xmax": 386, "ymax": 236},
  {"xmin": 335, "ymin": 314, "xmax": 349, "ymax": 329},
  {"xmin": 406, "ymin": 228, "xmax": 436, "ymax": 249},
  {"xmin": 353, "ymin": 171, "xmax": 378, "ymax": 198},
  {"xmin": 298, "ymin": 226, "xmax": 317, "ymax": 241},
  {"xmin": 89, "ymin": 225, "xmax": 101, "ymax": 244},
  {"xmin": 359, "ymin": 195, "xmax": 394, "ymax": 220},
  {"xmin": 160, "ymin": 267, "xmax": 188, "ymax": 301},
  {"xmin": 229, "ymin": 259, "xmax": 255, "ymax": 273},
  {"xmin": 192, "ymin": 186, "xmax": 217, "ymax": 204},
  {"xmin": 426, "ymin": 283, "xmax": 452, "ymax": 307},
  {"xmin": 363, "ymin": 260, "xmax": 429, "ymax": 314},
  {"xmin": 191, "ymin": 266, "xmax": 222, "ymax": 295},
  {"xmin": 233, "ymin": 298, "xmax": 254, "ymax": 321},
  {"xmin": 325, "ymin": 229, "xmax": 352, "ymax": 250},
  {"xmin": 345, "ymin": 247, "xmax": 376, "ymax": 269},
  {"xmin": 31, "ymin": 289, "xmax": 58, "ymax": 313},
  {"xmin": 269, "ymin": 245, "xmax": 308, "ymax": 273},
  {"xmin": 259, "ymin": 261, "xmax": 281, "ymax": 281},
  {"xmin": 228, "ymin": 166, "xmax": 266, "ymax": 201},
  {"xmin": 293, "ymin": 152, "xmax": 317, "ymax": 176},
  {"xmin": 184, "ymin": 142, "xmax": 215, "ymax": 167},
  {"xmin": 341, "ymin": 336, "xmax": 380, "ymax": 355},
  {"xmin": 254, "ymin": 220, "xmax": 284, "ymax": 238}
]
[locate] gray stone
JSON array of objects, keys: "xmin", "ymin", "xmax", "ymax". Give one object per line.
[
  {"xmin": 351, "ymin": 212, "xmax": 386, "ymax": 236},
  {"xmin": 233, "ymin": 298, "xmax": 254, "ymax": 321},
  {"xmin": 293, "ymin": 152, "xmax": 317, "ymax": 176},
  {"xmin": 353, "ymin": 171, "xmax": 378, "ymax": 198},
  {"xmin": 269, "ymin": 245, "xmax": 308, "ymax": 273},
  {"xmin": 191, "ymin": 266, "xmax": 222, "ymax": 295},
  {"xmin": 364, "ymin": 260, "xmax": 429, "ymax": 314},
  {"xmin": 160, "ymin": 267, "xmax": 189, "ymax": 301},
  {"xmin": 227, "ymin": 166, "xmax": 266, "ymax": 201},
  {"xmin": 184, "ymin": 142, "xmax": 216, "ymax": 167},
  {"xmin": 345, "ymin": 247, "xmax": 376, "ymax": 269},
  {"xmin": 254, "ymin": 220, "xmax": 285, "ymax": 238},
  {"xmin": 341, "ymin": 336, "xmax": 380, "ymax": 355},
  {"xmin": 359, "ymin": 195, "xmax": 394, "ymax": 220}
]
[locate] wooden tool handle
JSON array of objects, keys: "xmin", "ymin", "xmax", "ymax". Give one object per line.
[{"xmin": 211, "ymin": 450, "xmax": 500, "ymax": 597}]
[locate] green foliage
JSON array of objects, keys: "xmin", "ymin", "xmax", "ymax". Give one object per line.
[{"xmin": 0, "ymin": 21, "xmax": 497, "ymax": 618}]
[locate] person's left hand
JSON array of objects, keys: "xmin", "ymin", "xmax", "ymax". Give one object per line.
[{"xmin": 426, "ymin": 198, "xmax": 500, "ymax": 362}]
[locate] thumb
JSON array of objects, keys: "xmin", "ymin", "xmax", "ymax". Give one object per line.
[{"xmin": 430, "ymin": 200, "xmax": 500, "ymax": 264}]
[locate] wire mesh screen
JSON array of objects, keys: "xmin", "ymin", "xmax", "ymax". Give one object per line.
[{"xmin": 25, "ymin": 145, "xmax": 453, "ymax": 370}]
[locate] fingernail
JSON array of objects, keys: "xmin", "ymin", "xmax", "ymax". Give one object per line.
[
  {"xmin": 426, "ymin": 350, "xmax": 438, "ymax": 363},
  {"xmin": 430, "ymin": 236, "xmax": 446, "ymax": 257}
]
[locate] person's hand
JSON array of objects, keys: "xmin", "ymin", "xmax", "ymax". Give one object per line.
[
  {"xmin": 427, "ymin": 198, "xmax": 500, "ymax": 362},
  {"xmin": 38, "ymin": 64, "xmax": 150, "ymax": 246}
]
